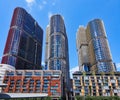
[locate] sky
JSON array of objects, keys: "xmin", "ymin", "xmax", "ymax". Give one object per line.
[{"xmin": 0, "ymin": 0, "xmax": 120, "ymax": 76}]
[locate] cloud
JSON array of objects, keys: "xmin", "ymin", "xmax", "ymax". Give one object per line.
[
  {"xmin": 48, "ymin": 12, "xmax": 53, "ymax": 20},
  {"xmin": 70, "ymin": 66, "xmax": 79, "ymax": 78},
  {"xmin": 42, "ymin": 61, "xmax": 45, "ymax": 66},
  {"xmin": 43, "ymin": 1, "xmax": 47, "ymax": 5},
  {"xmin": 25, "ymin": 0, "xmax": 57, "ymax": 11},
  {"xmin": 52, "ymin": 0, "xmax": 57, "ymax": 6},
  {"xmin": 25, "ymin": 0, "xmax": 35, "ymax": 3},
  {"xmin": 39, "ymin": 5, "xmax": 43, "ymax": 10},
  {"xmin": 116, "ymin": 63, "xmax": 120, "ymax": 71},
  {"xmin": 39, "ymin": 0, "xmax": 47, "ymax": 10},
  {"xmin": 0, "ymin": 56, "xmax": 2, "ymax": 59},
  {"xmin": 52, "ymin": 2, "xmax": 56, "ymax": 6},
  {"xmin": 25, "ymin": 0, "xmax": 35, "ymax": 12}
]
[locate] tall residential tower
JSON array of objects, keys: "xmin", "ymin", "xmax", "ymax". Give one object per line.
[
  {"xmin": 76, "ymin": 26, "xmax": 90, "ymax": 72},
  {"xmin": 1, "ymin": 7, "xmax": 43, "ymax": 70},
  {"xmin": 45, "ymin": 14, "xmax": 70, "ymax": 91},
  {"xmin": 77, "ymin": 19, "xmax": 115, "ymax": 72}
]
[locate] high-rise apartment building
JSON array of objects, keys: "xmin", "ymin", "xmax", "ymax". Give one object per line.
[
  {"xmin": 45, "ymin": 14, "xmax": 70, "ymax": 91},
  {"xmin": 45, "ymin": 25, "xmax": 50, "ymax": 70},
  {"xmin": 77, "ymin": 19, "xmax": 115, "ymax": 72},
  {"xmin": 1, "ymin": 7, "xmax": 43, "ymax": 70},
  {"xmin": 76, "ymin": 26, "xmax": 90, "ymax": 72}
]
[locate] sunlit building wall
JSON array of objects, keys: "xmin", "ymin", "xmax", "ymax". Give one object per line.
[
  {"xmin": 77, "ymin": 19, "xmax": 115, "ymax": 72},
  {"xmin": 86, "ymin": 19, "xmax": 115, "ymax": 72},
  {"xmin": 76, "ymin": 26, "xmax": 90, "ymax": 72},
  {"xmin": 73, "ymin": 71, "xmax": 120, "ymax": 96},
  {"xmin": 45, "ymin": 25, "xmax": 50, "ymax": 70}
]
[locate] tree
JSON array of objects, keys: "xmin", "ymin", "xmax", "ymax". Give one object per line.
[
  {"xmin": 75, "ymin": 96, "xmax": 84, "ymax": 100},
  {"xmin": 43, "ymin": 96, "xmax": 52, "ymax": 100}
]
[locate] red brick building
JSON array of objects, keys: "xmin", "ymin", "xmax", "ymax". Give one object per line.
[{"xmin": 0, "ymin": 64, "xmax": 63, "ymax": 99}]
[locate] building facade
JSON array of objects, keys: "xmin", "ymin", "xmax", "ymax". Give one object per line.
[
  {"xmin": 1, "ymin": 7, "xmax": 43, "ymax": 70},
  {"xmin": 45, "ymin": 14, "xmax": 70, "ymax": 92},
  {"xmin": 0, "ymin": 64, "xmax": 62, "ymax": 99},
  {"xmin": 73, "ymin": 71, "xmax": 120, "ymax": 97},
  {"xmin": 76, "ymin": 26, "xmax": 90, "ymax": 72},
  {"xmin": 76, "ymin": 19, "xmax": 115, "ymax": 72},
  {"xmin": 45, "ymin": 25, "xmax": 50, "ymax": 70}
]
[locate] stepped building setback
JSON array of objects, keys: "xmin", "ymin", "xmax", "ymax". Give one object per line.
[
  {"xmin": 74, "ymin": 19, "xmax": 118, "ymax": 98},
  {"xmin": 76, "ymin": 19, "xmax": 115, "ymax": 72}
]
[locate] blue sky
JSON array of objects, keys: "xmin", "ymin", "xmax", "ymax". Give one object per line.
[{"xmin": 0, "ymin": 0, "xmax": 120, "ymax": 74}]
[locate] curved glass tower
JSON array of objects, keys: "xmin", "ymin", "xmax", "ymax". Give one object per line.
[
  {"xmin": 49, "ymin": 15, "xmax": 69, "ymax": 71},
  {"xmin": 45, "ymin": 14, "xmax": 70, "ymax": 91},
  {"xmin": 86, "ymin": 19, "xmax": 115, "ymax": 72}
]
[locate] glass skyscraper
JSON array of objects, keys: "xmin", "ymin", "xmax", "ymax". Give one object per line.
[
  {"xmin": 1, "ymin": 7, "xmax": 43, "ymax": 70},
  {"xmin": 77, "ymin": 19, "xmax": 115, "ymax": 72},
  {"xmin": 45, "ymin": 14, "xmax": 70, "ymax": 91}
]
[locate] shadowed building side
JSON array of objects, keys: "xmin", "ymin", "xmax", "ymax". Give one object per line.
[{"xmin": 1, "ymin": 7, "xmax": 43, "ymax": 70}]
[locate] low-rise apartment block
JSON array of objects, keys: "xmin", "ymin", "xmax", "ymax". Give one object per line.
[
  {"xmin": 73, "ymin": 71, "xmax": 120, "ymax": 97},
  {"xmin": 0, "ymin": 64, "xmax": 63, "ymax": 99}
]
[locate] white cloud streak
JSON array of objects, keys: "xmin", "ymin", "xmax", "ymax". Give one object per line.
[
  {"xmin": 42, "ymin": 61, "xmax": 45, "ymax": 66},
  {"xmin": 25, "ymin": 0, "xmax": 57, "ymax": 11},
  {"xmin": 52, "ymin": 2, "xmax": 55, "ymax": 6},
  {"xmin": 48, "ymin": 12, "xmax": 53, "ymax": 20},
  {"xmin": 39, "ymin": 0, "xmax": 47, "ymax": 10},
  {"xmin": 70, "ymin": 66, "xmax": 79, "ymax": 78},
  {"xmin": 25, "ymin": 0, "xmax": 35, "ymax": 3},
  {"xmin": 39, "ymin": 5, "xmax": 43, "ymax": 10},
  {"xmin": 25, "ymin": 0, "xmax": 35, "ymax": 12},
  {"xmin": 52, "ymin": 0, "xmax": 57, "ymax": 6},
  {"xmin": 43, "ymin": 1, "xmax": 47, "ymax": 5},
  {"xmin": 116, "ymin": 63, "xmax": 120, "ymax": 71}
]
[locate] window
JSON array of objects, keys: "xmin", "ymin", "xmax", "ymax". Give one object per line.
[
  {"xmin": 7, "ymin": 71, "xmax": 14, "ymax": 76},
  {"xmin": 25, "ymin": 71, "xmax": 32, "ymax": 76},
  {"xmin": 34, "ymin": 72, "xmax": 41, "ymax": 76},
  {"xmin": 44, "ymin": 72, "xmax": 51, "ymax": 76},
  {"xmin": 51, "ymin": 89, "xmax": 56, "ymax": 93},
  {"xmin": 16, "ymin": 71, "xmax": 23, "ymax": 76}
]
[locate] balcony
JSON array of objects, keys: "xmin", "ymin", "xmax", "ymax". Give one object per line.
[
  {"xmin": 35, "ymin": 89, "xmax": 40, "ymax": 92},
  {"xmin": 75, "ymin": 83, "xmax": 80, "ymax": 87},
  {"xmin": 34, "ymin": 72, "xmax": 41, "ymax": 76},
  {"xmin": 36, "ymin": 85, "xmax": 40, "ymax": 87},
  {"xmin": 111, "ymin": 80, "xmax": 116, "ymax": 83},
  {"xmin": 42, "ymin": 89, "xmax": 48, "ymax": 93},
  {"xmin": 103, "ymin": 86, "xmax": 109, "ymax": 89},
  {"xmin": 44, "ymin": 80, "xmax": 49, "ymax": 83},
  {"xmin": 52, "ymin": 92, "xmax": 60, "ymax": 96},
  {"xmin": 50, "ymin": 86, "xmax": 58, "ymax": 89},
  {"xmin": 74, "ymin": 90, "xmax": 80, "ymax": 93},
  {"xmin": 84, "ymin": 76, "xmax": 89, "ymax": 80},
  {"xmin": 25, "ymin": 72, "xmax": 32, "ymax": 76}
]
